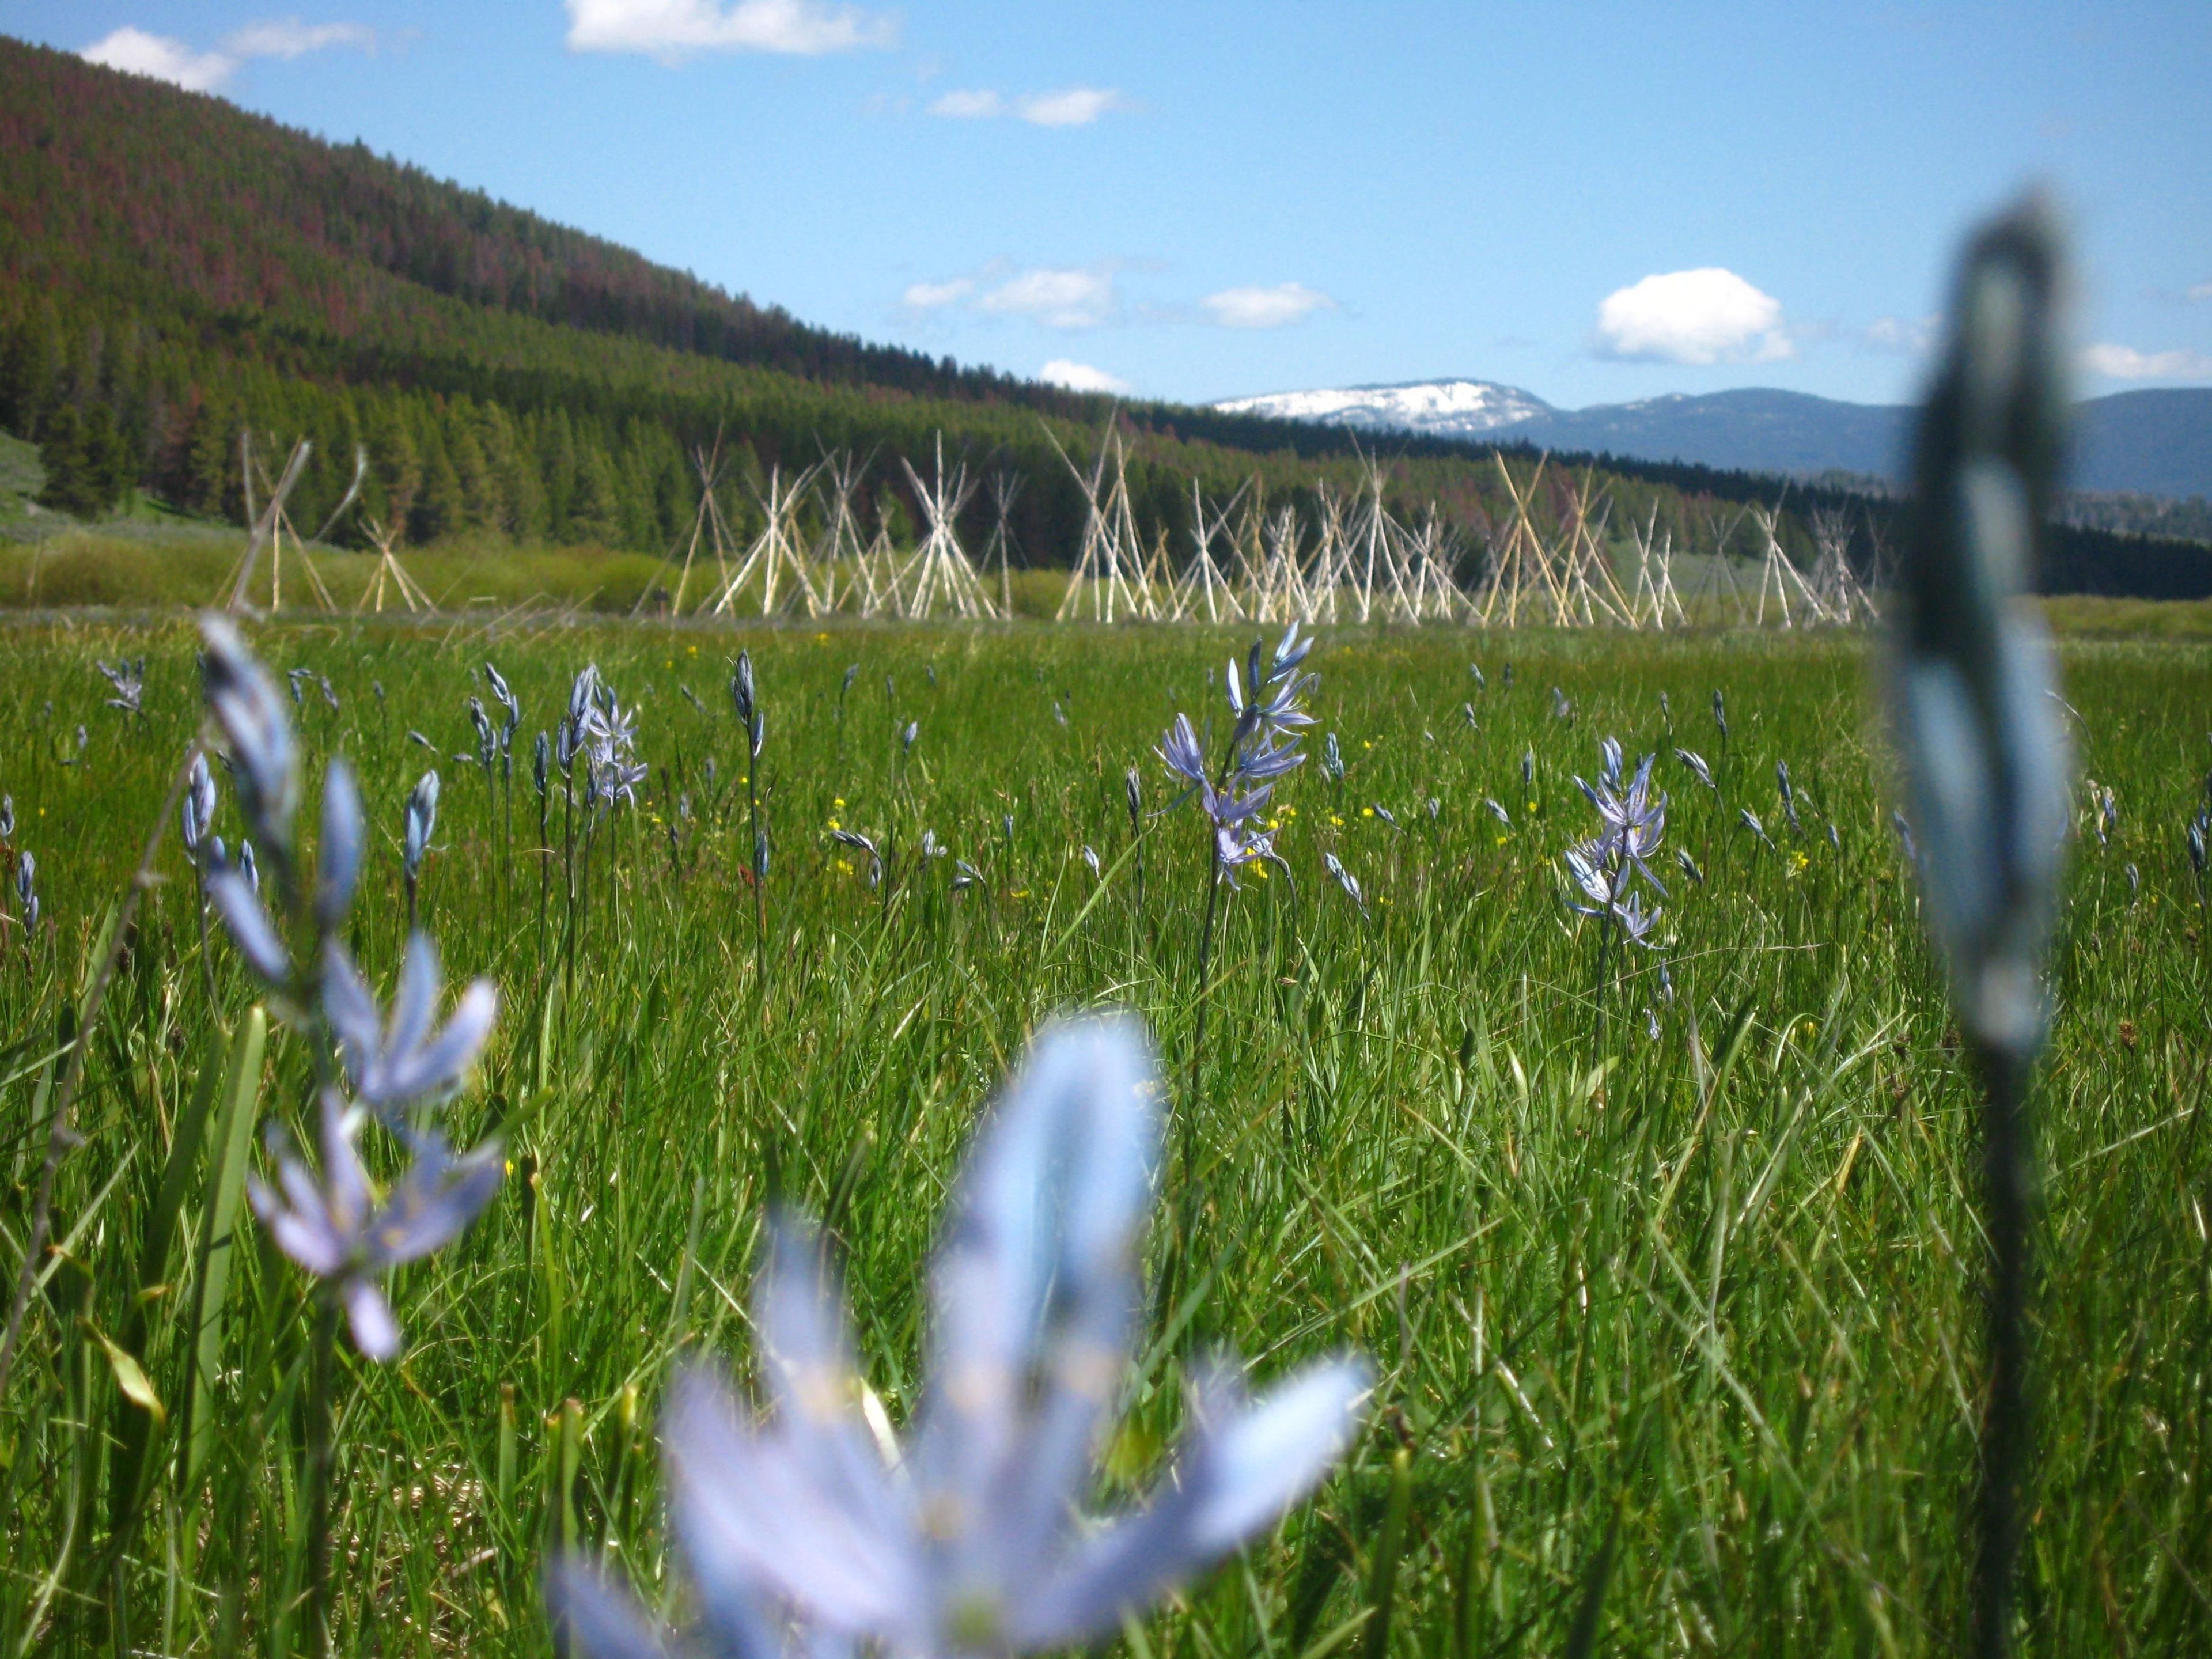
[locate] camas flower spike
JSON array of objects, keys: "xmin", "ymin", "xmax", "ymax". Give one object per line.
[
  {"xmin": 1889, "ymin": 192, "xmax": 2075, "ymax": 1659},
  {"xmin": 1890, "ymin": 195, "xmax": 2072, "ymax": 1061},
  {"xmin": 552, "ymin": 1013, "xmax": 1369, "ymax": 1659}
]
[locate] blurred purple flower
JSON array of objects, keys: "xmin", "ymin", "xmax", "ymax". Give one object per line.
[{"xmin": 551, "ymin": 1016, "xmax": 1366, "ymax": 1659}]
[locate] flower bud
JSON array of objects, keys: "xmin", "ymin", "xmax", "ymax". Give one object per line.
[
  {"xmin": 1889, "ymin": 195, "xmax": 2073, "ymax": 1060},
  {"xmin": 315, "ymin": 759, "xmax": 362, "ymax": 935},
  {"xmin": 199, "ymin": 615, "xmax": 298, "ymax": 868},
  {"xmin": 404, "ymin": 771, "xmax": 441, "ymax": 881}
]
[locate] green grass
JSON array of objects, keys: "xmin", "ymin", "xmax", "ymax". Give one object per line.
[
  {"xmin": 0, "ymin": 533, "xmax": 1096, "ymax": 620},
  {"xmin": 0, "ymin": 616, "xmax": 2207, "ymax": 1655},
  {"xmin": 7, "ymin": 518, "xmax": 2212, "ymax": 641},
  {"xmin": 0, "ymin": 431, "xmax": 42, "ymax": 506}
]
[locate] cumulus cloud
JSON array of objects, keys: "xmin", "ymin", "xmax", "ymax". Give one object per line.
[
  {"xmin": 1592, "ymin": 268, "xmax": 1792, "ymax": 365},
  {"xmin": 1199, "ymin": 282, "xmax": 1336, "ymax": 329},
  {"xmin": 901, "ymin": 276, "xmax": 976, "ymax": 311},
  {"xmin": 927, "ymin": 89, "xmax": 1002, "ymax": 119},
  {"xmin": 565, "ymin": 0, "xmax": 896, "ymax": 58},
  {"xmin": 2081, "ymin": 342, "xmax": 2212, "ymax": 381},
  {"xmin": 82, "ymin": 27, "xmax": 236, "ymax": 91},
  {"xmin": 82, "ymin": 17, "xmax": 376, "ymax": 93},
  {"xmin": 1040, "ymin": 359, "xmax": 1131, "ymax": 395},
  {"xmin": 975, "ymin": 266, "xmax": 1120, "ymax": 329},
  {"xmin": 925, "ymin": 85, "xmax": 1127, "ymax": 126}
]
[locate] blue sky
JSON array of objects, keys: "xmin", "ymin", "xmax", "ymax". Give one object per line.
[{"xmin": 18, "ymin": 2, "xmax": 2212, "ymax": 409}]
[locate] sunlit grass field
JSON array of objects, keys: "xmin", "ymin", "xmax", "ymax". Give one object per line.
[{"xmin": 2, "ymin": 616, "xmax": 2208, "ymax": 1655}]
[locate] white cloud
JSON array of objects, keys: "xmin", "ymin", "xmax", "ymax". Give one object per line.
[
  {"xmin": 1863, "ymin": 314, "xmax": 1936, "ymax": 355},
  {"xmin": 82, "ymin": 18, "xmax": 376, "ymax": 93},
  {"xmin": 1199, "ymin": 282, "xmax": 1336, "ymax": 329},
  {"xmin": 901, "ymin": 276, "xmax": 975, "ymax": 310},
  {"xmin": 2188, "ymin": 281, "xmax": 2212, "ymax": 302},
  {"xmin": 1016, "ymin": 87, "xmax": 1125, "ymax": 127},
  {"xmin": 924, "ymin": 85, "xmax": 1127, "ymax": 127},
  {"xmin": 2081, "ymin": 342, "xmax": 2212, "ymax": 381},
  {"xmin": 82, "ymin": 27, "xmax": 236, "ymax": 91},
  {"xmin": 1040, "ymin": 359, "xmax": 1131, "ymax": 395},
  {"xmin": 225, "ymin": 18, "xmax": 374, "ymax": 59},
  {"xmin": 927, "ymin": 89, "xmax": 1002, "ymax": 119},
  {"xmin": 565, "ymin": 0, "xmax": 896, "ymax": 58},
  {"xmin": 976, "ymin": 266, "xmax": 1119, "ymax": 329},
  {"xmin": 1592, "ymin": 268, "xmax": 1792, "ymax": 365}
]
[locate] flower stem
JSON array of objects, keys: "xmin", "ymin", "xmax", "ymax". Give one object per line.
[
  {"xmin": 745, "ymin": 745, "xmax": 766, "ymax": 983},
  {"xmin": 302, "ymin": 1291, "xmax": 340, "ymax": 1659},
  {"xmin": 1181, "ymin": 857, "xmax": 1224, "ymax": 1230},
  {"xmin": 1972, "ymin": 1041, "xmax": 2035, "ymax": 1659},
  {"xmin": 1591, "ymin": 909, "xmax": 1615, "ymax": 1063}
]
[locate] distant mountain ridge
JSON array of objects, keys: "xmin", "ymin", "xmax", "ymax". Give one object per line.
[{"xmin": 1214, "ymin": 380, "xmax": 2212, "ymax": 501}]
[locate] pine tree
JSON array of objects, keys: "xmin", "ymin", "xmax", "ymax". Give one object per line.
[
  {"xmin": 35, "ymin": 403, "xmax": 131, "ymax": 518},
  {"xmin": 449, "ymin": 417, "xmax": 499, "ymax": 533},
  {"xmin": 181, "ymin": 397, "xmax": 239, "ymax": 519},
  {"xmin": 413, "ymin": 429, "xmax": 466, "ymax": 545},
  {"xmin": 569, "ymin": 438, "xmax": 622, "ymax": 547}
]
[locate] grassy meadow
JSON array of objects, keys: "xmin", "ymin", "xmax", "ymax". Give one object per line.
[{"xmin": 1, "ymin": 614, "xmax": 2208, "ymax": 1655}]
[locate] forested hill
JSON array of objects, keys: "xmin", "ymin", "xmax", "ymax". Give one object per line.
[
  {"xmin": 0, "ymin": 37, "xmax": 1060, "ymax": 407},
  {"xmin": 2, "ymin": 33, "xmax": 2206, "ymax": 599}
]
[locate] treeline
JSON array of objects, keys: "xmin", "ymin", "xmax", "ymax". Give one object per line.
[
  {"xmin": 2060, "ymin": 491, "xmax": 2212, "ymax": 547},
  {"xmin": 0, "ymin": 266, "xmax": 1791, "ymax": 582}
]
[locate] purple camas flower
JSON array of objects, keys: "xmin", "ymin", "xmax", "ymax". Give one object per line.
[
  {"xmin": 1563, "ymin": 737, "xmax": 1668, "ymax": 939},
  {"xmin": 248, "ymin": 1090, "xmax": 502, "ymax": 1362},
  {"xmin": 197, "ymin": 616, "xmax": 505, "ymax": 1364},
  {"xmin": 322, "ymin": 934, "xmax": 498, "ymax": 1122},
  {"xmin": 1159, "ymin": 626, "xmax": 1316, "ymax": 880},
  {"xmin": 96, "ymin": 656, "xmax": 145, "ymax": 716},
  {"xmin": 579, "ymin": 684, "xmax": 647, "ymax": 808},
  {"xmin": 549, "ymin": 1014, "xmax": 1367, "ymax": 1659},
  {"xmin": 1157, "ymin": 714, "xmax": 1206, "ymax": 788}
]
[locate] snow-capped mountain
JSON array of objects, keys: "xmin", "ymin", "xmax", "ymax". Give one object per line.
[
  {"xmin": 1211, "ymin": 379, "xmax": 1552, "ymax": 439},
  {"xmin": 1209, "ymin": 378, "xmax": 2212, "ymax": 498}
]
